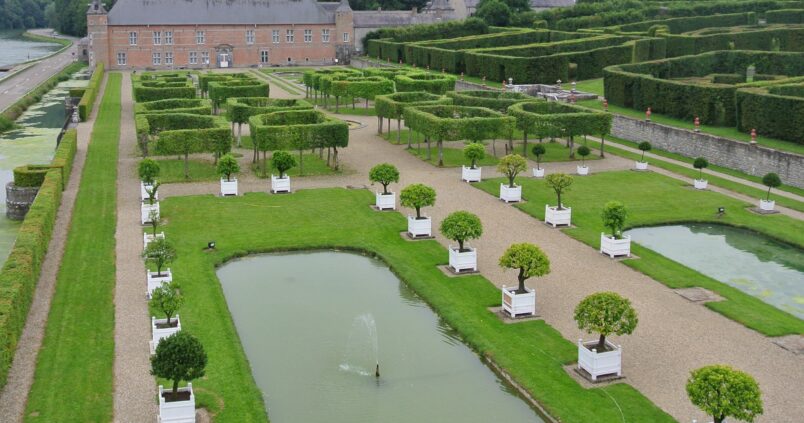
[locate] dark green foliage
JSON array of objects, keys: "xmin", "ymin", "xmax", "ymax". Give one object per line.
[
  {"xmin": 400, "ymin": 183, "xmax": 436, "ymax": 218},
  {"xmin": 216, "ymin": 154, "xmax": 240, "ymax": 181},
  {"xmin": 134, "ymin": 98, "xmax": 212, "ymax": 116},
  {"xmin": 766, "ymin": 8, "xmax": 804, "ymax": 23},
  {"xmin": 440, "ymin": 210, "xmax": 483, "ymax": 250},
  {"xmin": 638, "ymin": 141, "xmax": 651, "ymax": 161},
  {"xmin": 151, "ymin": 332, "xmax": 207, "ymax": 395},
  {"xmin": 78, "ymin": 63, "xmax": 104, "ymax": 121},
  {"xmin": 271, "ymin": 151, "xmax": 296, "ymax": 178},
  {"xmin": 574, "ymin": 291, "xmax": 638, "ymax": 352},
  {"xmin": 601, "ymin": 200, "xmax": 627, "ymax": 239},
  {"xmin": 476, "ymin": 0, "xmax": 512, "ymax": 27},
  {"xmin": 365, "ymin": 17, "xmax": 488, "ymax": 55},
  {"xmin": 686, "ymin": 365, "xmax": 763, "ymax": 423},
  {"xmin": 249, "ymin": 110, "xmax": 349, "ymax": 153},
  {"xmin": 375, "ymin": 91, "xmax": 452, "ymax": 120},
  {"xmin": 225, "ymin": 97, "xmax": 313, "ymax": 124},
  {"xmin": 762, "ymin": 172, "xmax": 782, "ymax": 200},
  {"xmin": 138, "ymin": 158, "xmax": 160, "ymax": 184},
  {"xmin": 498, "ymin": 243, "xmax": 550, "ymax": 294},
  {"xmin": 394, "ymin": 73, "xmax": 456, "ymax": 95},
  {"xmin": 369, "ymin": 163, "xmax": 400, "ymax": 194}
]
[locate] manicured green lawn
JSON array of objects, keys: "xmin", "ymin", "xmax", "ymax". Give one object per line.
[
  {"xmin": 312, "ymin": 96, "xmax": 377, "ymax": 116},
  {"xmin": 237, "ymin": 136, "xmax": 343, "ymax": 177},
  {"xmin": 156, "ymin": 158, "xmax": 220, "ymax": 183},
  {"xmin": 160, "ymin": 188, "xmax": 673, "ymax": 422},
  {"xmin": 24, "ymin": 73, "xmax": 121, "ymax": 422},
  {"xmin": 574, "ymin": 78, "xmax": 604, "ymax": 96},
  {"xmin": 407, "ymin": 145, "xmax": 500, "ymax": 167},
  {"xmin": 475, "ymin": 171, "xmax": 804, "ymax": 336},
  {"xmin": 255, "ymin": 70, "xmax": 304, "ymax": 96}
]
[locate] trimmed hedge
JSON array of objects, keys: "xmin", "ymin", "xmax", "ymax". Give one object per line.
[
  {"xmin": 51, "ymin": 129, "xmax": 78, "ymax": 186},
  {"xmin": 132, "ymin": 85, "xmax": 195, "ymax": 102},
  {"xmin": 198, "ymin": 72, "xmax": 253, "ymax": 95},
  {"xmin": 78, "ymin": 63, "xmax": 104, "ymax": 121},
  {"xmin": 208, "ymin": 79, "xmax": 269, "ymax": 109},
  {"xmin": 394, "ymin": 73, "xmax": 456, "ymax": 94},
  {"xmin": 508, "ymin": 101, "xmax": 612, "ymax": 139},
  {"xmin": 151, "ymin": 115, "xmax": 232, "ymax": 158},
  {"xmin": 765, "ymin": 8, "xmax": 804, "ymax": 23},
  {"xmin": 365, "ymin": 17, "xmax": 489, "ymax": 55},
  {"xmin": 13, "ymin": 165, "xmax": 50, "ymax": 187},
  {"xmin": 249, "ymin": 109, "xmax": 349, "ymax": 152},
  {"xmin": 662, "ymin": 26, "xmax": 804, "ymax": 57},
  {"xmin": 446, "ymin": 90, "xmax": 532, "ymax": 112},
  {"xmin": 226, "ymin": 97, "xmax": 313, "ymax": 124},
  {"xmin": 134, "ymin": 98, "xmax": 213, "ymax": 115},
  {"xmin": 402, "ymin": 105, "xmax": 515, "ymax": 142},
  {"xmin": 736, "ymin": 87, "xmax": 804, "ymax": 143},
  {"xmin": 375, "ymin": 91, "xmax": 452, "ymax": 120},
  {"xmin": 610, "ymin": 12, "xmax": 757, "ymax": 35}
]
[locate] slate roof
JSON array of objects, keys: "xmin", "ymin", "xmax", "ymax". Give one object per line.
[{"xmin": 107, "ymin": 0, "xmax": 335, "ymax": 26}]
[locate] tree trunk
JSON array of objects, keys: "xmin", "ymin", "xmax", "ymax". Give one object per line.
[
  {"xmin": 365, "ymin": 99, "xmax": 369, "ymax": 109},
  {"xmin": 387, "ymin": 118, "xmax": 391, "ymax": 137},
  {"xmin": 335, "ymin": 96, "xmax": 339, "ymax": 113},
  {"xmin": 517, "ymin": 268, "xmax": 527, "ymax": 294},
  {"xmin": 556, "ymin": 191, "xmax": 562, "ymax": 210},
  {"xmin": 299, "ymin": 149, "xmax": 304, "ymax": 175},
  {"xmin": 166, "ymin": 312, "xmax": 172, "ymax": 327},
  {"xmin": 172, "ymin": 379, "xmax": 180, "ymax": 396},
  {"xmin": 237, "ymin": 123, "xmax": 242, "ymax": 148},
  {"xmin": 415, "ymin": 206, "xmax": 421, "ymax": 219},
  {"xmin": 599, "ymin": 135, "xmax": 605, "ymax": 158},
  {"xmin": 333, "ymin": 146, "xmax": 339, "ymax": 171},
  {"xmin": 569, "ymin": 136, "xmax": 575, "ymax": 159},
  {"xmin": 437, "ymin": 139, "xmax": 444, "ymax": 167},
  {"xmin": 522, "ymin": 129, "xmax": 528, "ymax": 157},
  {"xmin": 508, "ymin": 134, "xmax": 513, "ymax": 153},
  {"xmin": 326, "ymin": 147, "xmax": 331, "ymax": 167},
  {"xmin": 426, "ymin": 137, "xmax": 431, "ymax": 161},
  {"xmin": 397, "ymin": 119, "xmax": 401, "ymax": 144},
  {"xmin": 458, "ymin": 239, "xmax": 464, "ymax": 251},
  {"xmin": 492, "ymin": 140, "xmax": 497, "ymax": 157},
  {"xmin": 408, "ymin": 127, "xmax": 412, "ymax": 149},
  {"xmin": 597, "ymin": 334, "xmax": 606, "ymax": 352},
  {"xmin": 378, "ymin": 116, "xmax": 383, "ymax": 135},
  {"xmin": 262, "ymin": 151, "xmax": 267, "ymax": 177},
  {"xmin": 714, "ymin": 416, "xmax": 724, "ymax": 423},
  {"xmin": 183, "ymin": 152, "xmax": 189, "ymax": 179}
]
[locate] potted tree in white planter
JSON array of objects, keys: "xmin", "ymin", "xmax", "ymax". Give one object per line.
[
  {"xmin": 498, "ymin": 154, "xmax": 526, "ymax": 203},
  {"xmin": 141, "ymin": 183, "xmax": 161, "ymax": 225},
  {"xmin": 686, "ymin": 365, "xmax": 764, "ymax": 423},
  {"xmin": 760, "ymin": 172, "xmax": 781, "ymax": 211},
  {"xmin": 600, "ymin": 201, "xmax": 631, "ymax": 258},
  {"xmin": 370, "ymin": 163, "xmax": 400, "ymax": 210},
  {"xmin": 143, "ymin": 209, "xmax": 164, "ymax": 249},
  {"xmin": 139, "ymin": 158, "xmax": 160, "ymax": 203},
  {"xmin": 152, "ymin": 331, "xmax": 207, "ymax": 423},
  {"xmin": 576, "ymin": 145, "xmax": 591, "ymax": 175},
  {"xmin": 400, "ymin": 183, "xmax": 436, "ymax": 238},
  {"xmin": 531, "ymin": 144, "xmax": 546, "ymax": 178},
  {"xmin": 462, "ymin": 143, "xmax": 485, "ymax": 182},
  {"xmin": 499, "ymin": 243, "xmax": 550, "ymax": 318},
  {"xmin": 574, "ymin": 292, "xmax": 638, "ymax": 381},
  {"xmin": 143, "ymin": 238, "xmax": 176, "ymax": 297},
  {"xmin": 271, "ymin": 150, "xmax": 296, "ymax": 193},
  {"xmin": 544, "ymin": 173, "xmax": 573, "ymax": 227},
  {"xmin": 693, "ymin": 157, "xmax": 709, "ymax": 189},
  {"xmin": 218, "ymin": 153, "xmax": 240, "ymax": 196},
  {"xmin": 150, "ymin": 282, "xmax": 184, "ymax": 351},
  {"xmin": 635, "ymin": 141, "xmax": 651, "ymax": 170},
  {"xmin": 440, "ymin": 211, "xmax": 482, "ymax": 273}
]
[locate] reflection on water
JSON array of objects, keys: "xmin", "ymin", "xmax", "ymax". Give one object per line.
[
  {"xmin": 0, "ymin": 30, "xmax": 60, "ymax": 70},
  {"xmin": 626, "ymin": 224, "xmax": 804, "ymax": 318},
  {"xmin": 217, "ymin": 251, "xmax": 543, "ymax": 423}
]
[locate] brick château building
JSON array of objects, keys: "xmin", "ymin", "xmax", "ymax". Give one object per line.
[{"xmin": 86, "ymin": 0, "xmax": 458, "ymax": 70}]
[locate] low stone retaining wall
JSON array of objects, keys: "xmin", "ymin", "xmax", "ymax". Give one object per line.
[
  {"xmin": 6, "ymin": 182, "xmax": 39, "ymax": 220},
  {"xmin": 611, "ymin": 115, "xmax": 804, "ymax": 188}
]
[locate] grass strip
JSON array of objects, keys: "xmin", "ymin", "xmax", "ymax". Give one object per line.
[
  {"xmin": 159, "ymin": 188, "xmax": 674, "ymax": 422},
  {"xmin": 474, "ymin": 171, "xmax": 804, "ymax": 336},
  {"xmin": 254, "ymin": 70, "xmax": 303, "ymax": 96},
  {"xmin": 24, "ymin": 73, "xmax": 121, "ymax": 422}
]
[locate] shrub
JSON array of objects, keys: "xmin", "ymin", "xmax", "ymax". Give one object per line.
[
  {"xmin": 151, "ymin": 332, "xmax": 207, "ymax": 397},
  {"xmin": 369, "ymin": 163, "xmax": 400, "ymax": 195},
  {"xmin": 574, "ymin": 291, "xmax": 638, "ymax": 352},
  {"xmin": 476, "ymin": 0, "xmax": 513, "ymax": 27},
  {"xmin": 693, "ymin": 157, "xmax": 709, "ymax": 179},
  {"xmin": 637, "ymin": 141, "xmax": 651, "ymax": 162},
  {"xmin": 78, "ymin": 63, "xmax": 104, "ymax": 121},
  {"xmin": 497, "ymin": 154, "xmax": 527, "ymax": 188},
  {"xmin": 138, "ymin": 158, "xmax": 160, "ymax": 184},
  {"xmin": 761, "ymin": 172, "xmax": 782, "ymax": 200},
  {"xmin": 13, "ymin": 165, "xmax": 50, "ymax": 187},
  {"xmin": 601, "ymin": 201, "xmax": 627, "ymax": 239},
  {"xmin": 217, "ymin": 154, "xmax": 240, "ymax": 182},
  {"xmin": 499, "ymin": 243, "xmax": 550, "ymax": 294},
  {"xmin": 576, "ymin": 145, "xmax": 591, "ymax": 166},
  {"xmin": 545, "ymin": 173, "xmax": 573, "ymax": 209},
  {"xmin": 271, "ymin": 151, "xmax": 296, "ymax": 178},
  {"xmin": 531, "ymin": 144, "xmax": 546, "ymax": 169},
  {"xmin": 400, "ymin": 184, "xmax": 436, "ymax": 219},
  {"xmin": 440, "ymin": 211, "xmax": 483, "ymax": 251},
  {"xmin": 464, "ymin": 143, "xmax": 486, "ymax": 169},
  {"xmin": 143, "ymin": 238, "xmax": 176, "ymax": 277},
  {"xmin": 149, "ymin": 281, "xmax": 183, "ymax": 327},
  {"xmin": 686, "ymin": 365, "xmax": 763, "ymax": 423}
]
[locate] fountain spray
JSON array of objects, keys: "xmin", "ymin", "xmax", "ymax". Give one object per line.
[{"xmin": 375, "ymin": 363, "xmax": 380, "ymax": 378}]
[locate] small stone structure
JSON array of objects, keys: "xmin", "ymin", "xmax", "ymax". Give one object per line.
[{"xmin": 6, "ymin": 182, "xmax": 39, "ymax": 220}]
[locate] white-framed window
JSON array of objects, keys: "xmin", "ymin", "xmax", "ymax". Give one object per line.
[
  {"xmin": 286, "ymin": 29, "xmax": 294, "ymax": 43},
  {"xmin": 129, "ymin": 31, "xmax": 137, "ymax": 46},
  {"xmin": 246, "ymin": 29, "xmax": 255, "ymax": 44},
  {"xmin": 152, "ymin": 31, "xmax": 161, "ymax": 45},
  {"xmin": 165, "ymin": 52, "xmax": 173, "ymax": 65},
  {"xmin": 165, "ymin": 31, "xmax": 173, "ymax": 45},
  {"xmin": 343, "ymin": 32, "xmax": 349, "ymax": 43},
  {"xmin": 322, "ymin": 29, "xmax": 330, "ymax": 43},
  {"xmin": 304, "ymin": 29, "xmax": 312, "ymax": 43},
  {"xmin": 201, "ymin": 51, "xmax": 210, "ymax": 64},
  {"xmin": 116, "ymin": 52, "xmax": 126, "ymax": 66},
  {"xmin": 196, "ymin": 30, "xmax": 205, "ymax": 44},
  {"xmin": 272, "ymin": 30, "xmax": 280, "ymax": 43},
  {"xmin": 152, "ymin": 52, "xmax": 161, "ymax": 65},
  {"xmin": 260, "ymin": 50, "xmax": 269, "ymax": 64},
  {"xmin": 189, "ymin": 51, "xmax": 198, "ymax": 64}
]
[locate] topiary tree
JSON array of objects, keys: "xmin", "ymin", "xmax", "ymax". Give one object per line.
[
  {"xmin": 145, "ymin": 182, "xmax": 161, "ymax": 206},
  {"xmin": 271, "ymin": 150, "xmax": 296, "ymax": 178},
  {"xmin": 574, "ymin": 291, "xmax": 638, "ymax": 352},
  {"xmin": 149, "ymin": 281, "xmax": 184, "ymax": 326},
  {"xmin": 761, "ymin": 172, "xmax": 781, "ymax": 201},
  {"xmin": 151, "ymin": 331, "xmax": 207, "ymax": 399},
  {"xmin": 400, "ymin": 184, "xmax": 436, "ymax": 219},
  {"xmin": 499, "ymin": 243, "xmax": 550, "ymax": 294},
  {"xmin": 531, "ymin": 144, "xmax": 546, "ymax": 170},
  {"xmin": 577, "ymin": 145, "xmax": 591, "ymax": 167},
  {"xmin": 693, "ymin": 157, "xmax": 709, "ymax": 179},
  {"xmin": 147, "ymin": 209, "xmax": 160, "ymax": 236},
  {"xmin": 497, "ymin": 154, "xmax": 527, "ymax": 188},
  {"xmin": 464, "ymin": 143, "xmax": 486, "ymax": 169},
  {"xmin": 545, "ymin": 173, "xmax": 573, "ymax": 210},
  {"xmin": 216, "ymin": 153, "xmax": 240, "ymax": 182},
  {"xmin": 601, "ymin": 201, "xmax": 627, "ymax": 240},
  {"xmin": 440, "ymin": 211, "xmax": 482, "ymax": 251},
  {"xmin": 637, "ymin": 141, "xmax": 652, "ymax": 162},
  {"xmin": 143, "ymin": 238, "xmax": 176, "ymax": 277},
  {"xmin": 686, "ymin": 365, "xmax": 763, "ymax": 423},
  {"xmin": 138, "ymin": 158, "xmax": 160, "ymax": 185},
  {"xmin": 369, "ymin": 163, "xmax": 400, "ymax": 195}
]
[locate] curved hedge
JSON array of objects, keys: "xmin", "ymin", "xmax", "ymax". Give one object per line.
[
  {"xmin": 13, "ymin": 165, "xmax": 50, "ymax": 187},
  {"xmin": 402, "ymin": 105, "xmax": 515, "ymax": 142},
  {"xmin": 78, "ymin": 63, "xmax": 104, "ymax": 121},
  {"xmin": 394, "ymin": 73, "xmax": 457, "ymax": 94},
  {"xmin": 446, "ymin": 90, "xmax": 532, "ymax": 113},
  {"xmin": 134, "ymin": 98, "xmax": 212, "ymax": 115}
]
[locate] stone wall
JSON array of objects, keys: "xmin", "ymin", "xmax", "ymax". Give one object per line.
[
  {"xmin": 611, "ymin": 115, "xmax": 804, "ymax": 188},
  {"xmin": 6, "ymin": 183, "xmax": 39, "ymax": 220}
]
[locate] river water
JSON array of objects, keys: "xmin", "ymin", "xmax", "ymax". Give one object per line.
[{"xmin": 0, "ymin": 30, "xmax": 60, "ymax": 79}]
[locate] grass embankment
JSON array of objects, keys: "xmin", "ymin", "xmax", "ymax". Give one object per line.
[
  {"xmin": 475, "ymin": 171, "xmax": 804, "ymax": 336},
  {"xmin": 24, "ymin": 73, "xmax": 121, "ymax": 422},
  {"xmin": 159, "ymin": 188, "xmax": 674, "ymax": 422},
  {"xmin": 21, "ymin": 31, "xmax": 72, "ymax": 49}
]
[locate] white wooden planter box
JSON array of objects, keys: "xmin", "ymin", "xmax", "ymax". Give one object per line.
[
  {"xmin": 545, "ymin": 205, "xmax": 571, "ymax": 227},
  {"xmin": 144, "ymin": 231, "xmax": 165, "ymax": 249},
  {"xmin": 501, "ymin": 286, "xmax": 536, "ymax": 317},
  {"xmin": 532, "ymin": 167, "xmax": 545, "ymax": 178},
  {"xmin": 147, "ymin": 268, "xmax": 173, "ymax": 298},
  {"xmin": 220, "ymin": 178, "xmax": 238, "ymax": 196},
  {"xmin": 448, "ymin": 246, "xmax": 477, "ymax": 273},
  {"xmin": 407, "ymin": 216, "xmax": 432, "ymax": 238},
  {"xmin": 141, "ymin": 182, "xmax": 158, "ymax": 203},
  {"xmin": 499, "ymin": 184, "xmax": 522, "ymax": 203},
  {"xmin": 141, "ymin": 202, "xmax": 160, "ymax": 225},
  {"xmin": 151, "ymin": 315, "xmax": 181, "ymax": 351},
  {"xmin": 271, "ymin": 175, "xmax": 291, "ymax": 193},
  {"xmin": 158, "ymin": 383, "xmax": 196, "ymax": 423},
  {"xmin": 694, "ymin": 179, "xmax": 708, "ymax": 190},
  {"xmin": 635, "ymin": 161, "xmax": 648, "ymax": 171},
  {"xmin": 577, "ymin": 165, "xmax": 589, "ymax": 175},
  {"xmin": 462, "ymin": 166, "xmax": 482, "ymax": 182},
  {"xmin": 759, "ymin": 199, "xmax": 775, "ymax": 211},
  {"xmin": 577, "ymin": 339, "xmax": 622, "ymax": 381},
  {"xmin": 600, "ymin": 233, "xmax": 631, "ymax": 258},
  {"xmin": 375, "ymin": 192, "xmax": 396, "ymax": 210}
]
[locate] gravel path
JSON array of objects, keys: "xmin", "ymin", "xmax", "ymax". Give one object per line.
[{"xmin": 0, "ymin": 75, "xmax": 107, "ymax": 422}]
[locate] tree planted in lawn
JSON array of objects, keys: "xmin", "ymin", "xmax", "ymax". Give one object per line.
[
  {"xmin": 637, "ymin": 141, "xmax": 651, "ymax": 162},
  {"xmin": 545, "ymin": 173, "xmax": 573, "ymax": 210},
  {"xmin": 601, "ymin": 201, "xmax": 627, "ymax": 240},
  {"xmin": 440, "ymin": 211, "xmax": 482, "ymax": 251},
  {"xmin": 464, "ymin": 143, "xmax": 486, "ymax": 169},
  {"xmin": 400, "ymin": 184, "xmax": 436, "ymax": 219},
  {"xmin": 151, "ymin": 331, "xmax": 207, "ymax": 398},
  {"xmin": 497, "ymin": 154, "xmax": 527, "ymax": 188},
  {"xmin": 686, "ymin": 365, "xmax": 763, "ymax": 423},
  {"xmin": 369, "ymin": 163, "xmax": 399, "ymax": 195},
  {"xmin": 499, "ymin": 243, "xmax": 550, "ymax": 294},
  {"xmin": 761, "ymin": 172, "xmax": 781, "ymax": 201},
  {"xmin": 143, "ymin": 238, "xmax": 176, "ymax": 277},
  {"xmin": 138, "ymin": 158, "xmax": 160, "ymax": 184},
  {"xmin": 577, "ymin": 145, "xmax": 591, "ymax": 166},
  {"xmin": 217, "ymin": 153, "xmax": 240, "ymax": 182},
  {"xmin": 693, "ymin": 157, "xmax": 709, "ymax": 179},
  {"xmin": 271, "ymin": 151, "xmax": 296, "ymax": 178},
  {"xmin": 149, "ymin": 282, "xmax": 184, "ymax": 326},
  {"xmin": 574, "ymin": 291, "xmax": 638, "ymax": 352},
  {"xmin": 531, "ymin": 144, "xmax": 545, "ymax": 170}
]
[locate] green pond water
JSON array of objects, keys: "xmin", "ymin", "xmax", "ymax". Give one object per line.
[
  {"xmin": 217, "ymin": 251, "xmax": 544, "ymax": 423},
  {"xmin": 0, "ymin": 30, "xmax": 60, "ymax": 78},
  {"xmin": 626, "ymin": 224, "xmax": 804, "ymax": 319}
]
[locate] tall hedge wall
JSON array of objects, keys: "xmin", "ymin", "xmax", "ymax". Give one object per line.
[
  {"xmin": 78, "ymin": 63, "xmax": 104, "ymax": 121},
  {"xmin": 394, "ymin": 73, "xmax": 456, "ymax": 94},
  {"xmin": 365, "ymin": 17, "xmax": 489, "ymax": 54},
  {"xmin": 208, "ymin": 79, "xmax": 269, "ymax": 108},
  {"xmin": 133, "ymin": 84, "xmax": 195, "ymax": 102},
  {"xmin": 766, "ymin": 8, "xmax": 804, "ymax": 23},
  {"xmin": 610, "ymin": 12, "xmax": 757, "ymax": 35},
  {"xmin": 736, "ymin": 88, "xmax": 804, "ymax": 143},
  {"xmin": 134, "ymin": 98, "xmax": 213, "ymax": 115},
  {"xmin": 663, "ymin": 26, "xmax": 804, "ymax": 57},
  {"xmin": 249, "ymin": 110, "xmax": 349, "ymax": 152},
  {"xmin": 226, "ymin": 98, "xmax": 313, "ymax": 124},
  {"xmin": 375, "ymin": 91, "xmax": 453, "ymax": 120},
  {"xmin": 402, "ymin": 105, "xmax": 515, "ymax": 142},
  {"xmin": 507, "ymin": 101, "xmax": 612, "ymax": 138},
  {"xmin": 446, "ymin": 90, "xmax": 532, "ymax": 113}
]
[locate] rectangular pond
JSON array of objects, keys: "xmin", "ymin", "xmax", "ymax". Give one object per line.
[
  {"xmin": 626, "ymin": 223, "xmax": 804, "ymax": 319},
  {"xmin": 217, "ymin": 251, "xmax": 545, "ymax": 423}
]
